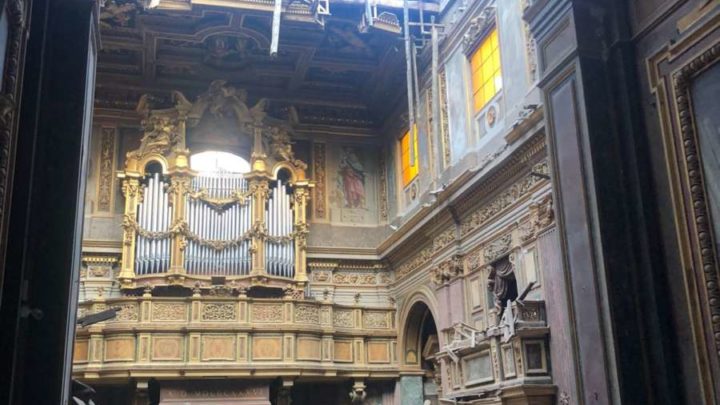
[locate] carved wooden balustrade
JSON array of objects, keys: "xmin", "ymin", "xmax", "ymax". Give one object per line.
[{"xmin": 72, "ymin": 290, "xmax": 399, "ymax": 379}]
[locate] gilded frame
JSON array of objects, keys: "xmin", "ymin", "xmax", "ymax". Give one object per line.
[
  {"xmin": 671, "ymin": 42, "xmax": 720, "ymax": 362},
  {"xmin": 648, "ymin": 14, "xmax": 720, "ymax": 400}
]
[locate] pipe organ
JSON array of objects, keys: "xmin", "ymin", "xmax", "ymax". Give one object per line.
[
  {"xmin": 264, "ymin": 179, "xmax": 295, "ymax": 278},
  {"xmin": 184, "ymin": 174, "xmax": 252, "ymax": 276},
  {"xmin": 135, "ymin": 173, "xmax": 172, "ymax": 275},
  {"xmin": 117, "ymin": 81, "xmax": 312, "ymax": 291}
]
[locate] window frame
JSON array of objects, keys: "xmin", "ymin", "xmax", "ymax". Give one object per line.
[
  {"xmin": 399, "ymin": 125, "xmax": 419, "ymax": 188},
  {"xmin": 468, "ymin": 25, "xmax": 503, "ymax": 114}
]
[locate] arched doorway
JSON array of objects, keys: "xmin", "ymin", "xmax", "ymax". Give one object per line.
[{"xmin": 402, "ymin": 301, "xmax": 440, "ymax": 405}]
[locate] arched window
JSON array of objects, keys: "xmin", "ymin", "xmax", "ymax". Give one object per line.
[{"xmin": 190, "ymin": 150, "xmax": 250, "ymax": 174}]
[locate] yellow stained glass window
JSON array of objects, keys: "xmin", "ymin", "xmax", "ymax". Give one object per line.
[
  {"xmin": 471, "ymin": 28, "xmax": 502, "ymax": 112},
  {"xmin": 400, "ymin": 126, "xmax": 419, "ymax": 186}
]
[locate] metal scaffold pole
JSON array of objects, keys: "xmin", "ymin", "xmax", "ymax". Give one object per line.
[{"xmin": 403, "ymin": 0, "xmax": 416, "ymax": 166}]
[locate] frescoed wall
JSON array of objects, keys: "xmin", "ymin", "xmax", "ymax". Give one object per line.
[{"xmin": 326, "ymin": 143, "xmax": 381, "ymax": 226}]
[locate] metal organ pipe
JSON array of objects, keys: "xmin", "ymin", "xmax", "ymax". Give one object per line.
[
  {"xmin": 281, "ymin": 181, "xmax": 287, "ymax": 277},
  {"xmin": 136, "ymin": 180, "xmax": 145, "ymax": 274},
  {"xmin": 262, "ymin": 178, "xmax": 294, "ymax": 278},
  {"xmin": 147, "ymin": 175, "xmax": 156, "ymax": 274},
  {"xmin": 139, "ymin": 171, "xmax": 295, "ymax": 278},
  {"xmin": 137, "ymin": 180, "xmax": 146, "ymax": 274},
  {"xmin": 148, "ymin": 174, "xmax": 156, "ymax": 274},
  {"xmin": 134, "ymin": 172, "xmax": 173, "ymax": 275}
]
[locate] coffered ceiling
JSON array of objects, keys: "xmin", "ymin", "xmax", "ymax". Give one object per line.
[{"xmin": 96, "ymin": 1, "xmax": 435, "ymax": 133}]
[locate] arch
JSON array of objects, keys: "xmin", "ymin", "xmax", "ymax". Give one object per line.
[
  {"xmin": 397, "ymin": 288, "xmax": 440, "ymax": 368},
  {"xmin": 271, "ymin": 162, "xmax": 298, "ymax": 183},
  {"xmin": 138, "ymin": 154, "xmax": 169, "ymax": 176}
]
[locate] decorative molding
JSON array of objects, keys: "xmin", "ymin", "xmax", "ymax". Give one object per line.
[
  {"xmin": 201, "ymin": 303, "xmax": 236, "ymax": 321},
  {"xmin": 430, "ymin": 255, "xmax": 464, "ymax": 285},
  {"xmin": 97, "ymin": 127, "xmax": 117, "ymax": 212},
  {"xmin": 484, "ymin": 234, "xmax": 512, "ymax": 263},
  {"xmin": 82, "ymin": 254, "xmax": 119, "ymax": 264},
  {"xmin": 152, "ymin": 303, "xmax": 186, "ymax": 321},
  {"xmin": 112, "ymin": 303, "xmax": 139, "ymax": 322},
  {"xmin": 439, "ymin": 70, "xmax": 450, "ymax": 168},
  {"xmin": 294, "ymin": 304, "xmax": 320, "ymax": 324},
  {"xmin": 379, "ymin": 147, "xmax": 388, "ymax": 221},
  {"xmin": 363, "ymin": 311, "xmax": 388, "ymax": 329},
  {"xmin": 313, "ymin": 143, "xmax": 326, "ymax": 219},
  {"xmin": 521, "ymin": 0, "xmax": 538, "ymax": 84},
  {"xmin": 460, "ymin": 161, "xmax": 548, "ymax": 237},
  {"xmin": 333, "ymin": 272, "xmax": 377, "ymax": 285},
  {"xmin": 462, "ymin": 3, "xmax": 497, "ymax": 53},
  {"xmin": 312, "ymin": 270, "xmax": 332, "ymax": 282},
  {"xmin": 672, "ymin": 42, "xmax": 720, "ymax": 359},
  {"xmin": 396, "ymin": 227, "xmax": 456, "ymax": 280},
  {"xmin": 251, "ymin": 303, "xmax": 284, "ymax": 323},
  {"xmin": 333, "ymin": 309, "xmax": 354, "ymax": 328},
  {"xmin": 0, "ymin": 0, "xmax": 27, "ymax": 249}
]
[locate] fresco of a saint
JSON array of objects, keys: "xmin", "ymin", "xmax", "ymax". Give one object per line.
[{"xmin": 338, "ymin": 146, "xmax": 366, "ymax": 208}]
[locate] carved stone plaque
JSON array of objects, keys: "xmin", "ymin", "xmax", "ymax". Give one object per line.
[{"xmin": 160, "ymin": 381, "xmax": 270, "ymax": 405}]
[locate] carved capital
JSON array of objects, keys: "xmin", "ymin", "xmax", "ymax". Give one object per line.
[{"xmin": 431, "ymin": 255, "xmax": 464, "ymax": 285}]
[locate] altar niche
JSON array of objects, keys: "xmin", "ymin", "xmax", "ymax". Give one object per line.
[{"xmin": 117, "ymin": 80, "xmax": 313, "ymax": 295}]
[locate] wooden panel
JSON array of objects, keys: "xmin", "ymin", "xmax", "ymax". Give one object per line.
[
  {"xmin": 539, "ymin": 17, "xmax": 574, "ymax": 74},
  {"xmin": 73, "ymin": 340, "xmax": 88, "ymax": 363},
  {"xmin": 334, "ymin": 340, "xmax": 353, "ymax": 362},
  {"xmin": 152, "ymin": 336, "xmax": 184, "ymax": 361},
  {"xmin": 201, "ymin": 335, "xmax": 236, "ymax": 361},
  {"xmin": 296, "ymin": 337, "xmax": 321, "ymax": 361},
  {"xmin": 104, "ymin": 337, "xmax": 135, "ymax": 361},
  {"xmin": 367, "ymin": 341, "xmax": 390, "ymax": 363},
  {"xmin": 252, "ymin": 336, "xmax": 283, "ymax": 360}
]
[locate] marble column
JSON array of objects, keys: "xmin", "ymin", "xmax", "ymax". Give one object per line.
[{"xmin": 399, "ymin": 376, "xmax": 423, "ymax": 405}]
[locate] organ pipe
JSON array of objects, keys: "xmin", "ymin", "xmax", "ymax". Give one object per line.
[{"xmin": 130, "ymin": 168, "xmax": 301, "ymax": 280}]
